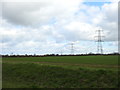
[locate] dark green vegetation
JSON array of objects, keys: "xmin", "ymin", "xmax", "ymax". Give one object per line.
[
  {"xmin": 3, "ymin": 56, "xmax": 118, "ymax": 65},
  {"xmin": 2, "ymin": 56, "xmax": 119, "ymax": 88}
]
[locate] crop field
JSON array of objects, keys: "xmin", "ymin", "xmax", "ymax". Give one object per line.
[{"xmin": 2, "ymin": 55, "xmax": 119, "ymax": 88}]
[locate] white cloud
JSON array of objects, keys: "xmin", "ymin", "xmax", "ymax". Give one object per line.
[
  {"xmin": 63, "ymin": 22, "xmax": 98, "ymax": 41},
  {"xmin": 0, "ymin": 1, "xmax": 118, "ymax": 54}
]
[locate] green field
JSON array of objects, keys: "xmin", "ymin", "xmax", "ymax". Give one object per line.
[{"xmin": 2, "ymin": 56, "xmax": 119, "ymax": 88}]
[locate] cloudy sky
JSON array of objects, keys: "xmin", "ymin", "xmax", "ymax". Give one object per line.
[{"xmin": 0, "ymin": 0, "xmax": 118, "ymax": 55}]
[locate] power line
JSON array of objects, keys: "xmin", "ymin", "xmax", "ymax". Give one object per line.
[{"xmin": 95, "ymin": 29, "xmax": 104, "ymax": 54}]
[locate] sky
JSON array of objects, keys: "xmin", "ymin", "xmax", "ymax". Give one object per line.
[{"xmin": 0, "ymin": 0, "xmax": 119, "ymax": 55}]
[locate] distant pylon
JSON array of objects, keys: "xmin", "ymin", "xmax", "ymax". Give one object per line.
[
  {"xmin": 70, "ymin": 42, "xmax": 74, "ymax": 55},
  {"xmin": 95, "ymin": 29, "xmax": 104, "ymax": 54}
]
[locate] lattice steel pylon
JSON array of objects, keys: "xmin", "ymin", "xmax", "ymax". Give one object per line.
[
  {"xmin": 68, "ymin": 42, "xmax": 75, "ymax": 55},
  {"xmin": 95, "ymin": 29, "xmax": 104, "ymax": 54},
  {"xmin": 71, "ymin": 43, "xmax": 74, "ymax": 55}
]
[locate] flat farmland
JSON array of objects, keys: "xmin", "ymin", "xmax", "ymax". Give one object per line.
[
  {"xmin": 3, "ymin": 56, "xmax": 118, "ymax": 69},
  {"xmin": 2, "ymin": 55, "xmax": 119, "ymax": 88}
]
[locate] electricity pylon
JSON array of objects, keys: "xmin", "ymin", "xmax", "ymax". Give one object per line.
[
  {"xmin": 95, "ymin": 29, "xmax": 104, "ymax": 54},
  {"xmin": 69, "ymin": 42, "xmax": 75, "ymax": 55}
]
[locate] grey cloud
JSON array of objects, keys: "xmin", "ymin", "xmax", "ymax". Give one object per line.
[{"xmin": 2, "ymin": 2, "xmax": 52, "ymax": 26}]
